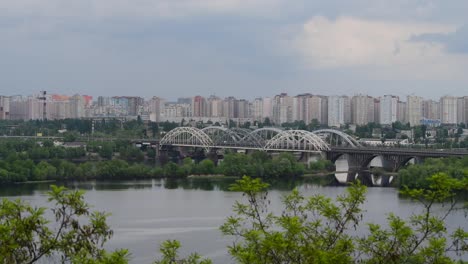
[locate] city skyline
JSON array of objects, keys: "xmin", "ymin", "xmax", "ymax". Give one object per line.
[
  {"xmin": 1, "ymin": 1, "xmax": 468, "ymax": 99},
  {"xmin": 1, "ymin": 92, "xmax": 467, "ymax": 128},
  {"xmin": 0, "ymin": 91, "xmax": 466, "ymax": 103}
]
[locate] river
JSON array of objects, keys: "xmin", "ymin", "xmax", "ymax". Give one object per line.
[{"xmin": 0, "ymin": 177, "xmax": 466, "ymax": 263}]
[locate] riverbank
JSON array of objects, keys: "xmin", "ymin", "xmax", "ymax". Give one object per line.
[{"xmin": 14, "ymin": 180, "xmax": 57, "ymax": 184}]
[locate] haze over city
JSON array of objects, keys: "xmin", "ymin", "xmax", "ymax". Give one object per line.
[{"xmin": 1, "ymin": 0, "xmax": 468, "ymax": 99}]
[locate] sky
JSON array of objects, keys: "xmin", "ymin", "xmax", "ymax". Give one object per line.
[{"xmin": 1, "ymin": 0, "xmax": 468, "ymax": 100}]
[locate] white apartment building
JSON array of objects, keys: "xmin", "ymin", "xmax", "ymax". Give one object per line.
[
  {"xmin": 440, "ymin": 96, "xmax": 458, "ymax": 125},
  {"xmin": 262, "ymin": 97, "xmax": 273, "ymax": 121},
  {"xmin": 272, "ymin": 93, "xmax": 293, "ymax": 124},
  {"xmin": 380, "ymin": 95, "xmax": 398, "ymax": 125},
  {"xmin": 207, "ymin": 96, "xmax": 223, "ymax": 118},
  {"xmin": 149, "ymin": 96, "xmax": 165, "ymax": 122},
  {"xmin": 407, "ymin": 95, "xmax": 423, "ymax": 127},
  {"xmin": 351, "ymin": 95, "xmax": 374, "ymax": 125},
  {"xmin": 328, "ymin": 96, "xmax": 345, "ymax": 127}
]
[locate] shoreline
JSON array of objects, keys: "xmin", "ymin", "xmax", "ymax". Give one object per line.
[{"xmin": 14, "ymin": 180, "xmax": 57, "ymax": 184}]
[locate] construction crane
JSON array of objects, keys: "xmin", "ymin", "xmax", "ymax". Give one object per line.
[{"xmin": 37, "ymin": 91, "xmax": 47, "ymax": 120}]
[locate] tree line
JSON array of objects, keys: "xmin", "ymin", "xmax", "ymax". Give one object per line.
[
  {"xmin": 0, "ymin": 138, "xmax": 336, "ymax": 183},
  {"xmin": 398, "ymin": 156, "xmax": 468, "ymax": 189}
]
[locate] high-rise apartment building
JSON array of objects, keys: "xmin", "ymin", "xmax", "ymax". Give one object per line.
[
  {"xmin": 97, "ymin": 96, "xmax": 110, "ymax": 107},
  {"xmin": 272, "ymin": 93, "xmax": 293, "ymax": 124},
  {"xmin": 291, "ymin": 94, "xmax": 323, "ymax": 125},
  {"xmin": 319, "ymin": 96, "xmax": 328, "ymax": 126},
  {"xmin": 351, "ymin": 95, "xmax": 374, "ymax": 125},
  {"xmin": 237, "ymin": 99, "xmax": 249, "ymax": 119},
  {"xmin": 262, "ymin": 97, "xmax": 273, "ymax": 121},
  {"xmin": 207, "ymin": 95, "xmax": 223, "ymax": 118},
  {"xmin": 0, "ymin": 96, "xmax": 10, "ymax": 120},
  {"xmin": 149, "ymin": 96, "xmax": 165, "ymax": 122},
  {"xmin": 407, "ymin": 95, "xmax": 423, "ymax": 127},
  {"xmin": 380, "ymin": 95, "xmax": 398, "ymax": 125},
  {"xmin": 69, "ymin": 94, "xmax": 85, "ymax": 119},
  {"xmin": 110, "ymin": 96, "xmax": 143, "ymax": 116},
  {"xmin": 462, "ymin": 96, "xmax": 468, "ymax": 124},
  {"xmin": 162, "ymin": 103, "xmax": 191, "ymax": 119},
  {"xmin": 309, "ymin": 96, "xmax": 322, "ymax": 124},
  {"xmin": 456, "ymin": 97, "xmax": 466, "ymax": 124},
  {"xmin": 328, "ymin": 96, "xmax": 346, "ymax": 127},
  {"xmin": 343, "ymin": 96, "xmax": 351, "ymax": 124},
  {"xmin": 373, "ymin": 98, "xmax": 380, "ymax": 124},
  {"xmin": 223, "ymin": 97, "xmax": 237, "ymax": 119},
  {"xmin": 192, "ymin": 96, "xmax": 207, "ymax": 117},
  {"xmin": 397, "ymin": 101, "xmax": 407, "ymax": 123},
  {"xmin": 422, "ymin": 100, "xmax": 440, "ymax": 120},
  {"xmin": 440, "ymin": 96, "xmax": 458, "ymax": 125},
  {"xmin": 252, "ymin": 98, "xmax": 264, "ymax": 121}
]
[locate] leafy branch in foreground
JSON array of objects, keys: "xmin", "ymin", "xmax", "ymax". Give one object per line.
[
  {"xmin": 358, "ymin": 173, "xmax": 468, "ymax": 263},
  {"xmin": 207, "ymin": 174, "xmax": 466, "ymax": 263},
  {"xmin": 153, "ymin": 240, "xmax": 212, "ymax": 264},
  {"xmin": 220, "ymin": 175, "xmax": 367, "ymax": 264},
  {"xmin": 0, "ymin": 185, "xmax": 128, "ymax": 264}
]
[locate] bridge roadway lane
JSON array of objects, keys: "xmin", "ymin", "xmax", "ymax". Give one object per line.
[{"xmin": 328, "ymin": 147, "xmax": 468, "ymax": 158}]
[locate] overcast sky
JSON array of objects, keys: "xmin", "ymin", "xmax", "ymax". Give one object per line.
[{"xmin": 1, "ymin": 0, "xmax": 468, "ymax": 100}]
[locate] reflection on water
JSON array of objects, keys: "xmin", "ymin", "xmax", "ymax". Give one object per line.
[
  {"xmin": 0, "ymin": 182, "xmax": 52, "ymax": 196},
  {"xmin": 0, "ymin": 176, "xmax": 343, "ymax": 198}
]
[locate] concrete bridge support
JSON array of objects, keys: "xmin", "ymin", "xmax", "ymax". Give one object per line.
[{"xmin": 326, "ymin": 151, "xmax": 427, "ymax": 187}]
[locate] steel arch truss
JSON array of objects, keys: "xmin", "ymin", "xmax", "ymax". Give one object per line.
[
  {"xmin": 160, "ymin": 127, "xmax": 213, "ymax": 151},
  {"xmin": 264, "ymin": 130, "xmax": 330, "ymax": 152},
  {"xmin": 248, "ymin": 127, "xmax": 283, "ymax": 145},
  {"xmin": 201, "ymin": 126, "xmax": 243, "ymax": 146},
  {"xmin": 160, "ymin": 126, "xmax": 345, "ymax": 152},
  {"xmin": 312, "ymin": 129, "xmax": 361, "ymax": 148}
]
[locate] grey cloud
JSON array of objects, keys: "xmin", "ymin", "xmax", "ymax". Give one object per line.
[
  {"xmin": 1, "ymin": 0, "xmax": 468, "ymax": 99},
  {"xmin": 411, "ymin": 24, "xmax": 468, "ymax": 53}
]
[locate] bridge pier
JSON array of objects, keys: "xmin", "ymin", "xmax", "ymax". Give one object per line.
[{"xmin": 370, "ymin": 174, "xmax": 392, "ymax": 187}]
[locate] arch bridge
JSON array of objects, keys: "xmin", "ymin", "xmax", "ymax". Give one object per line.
[
  {"xmin": 160, "ymin": 126, "xmax": 335, "ymax": 153},
  {"xmin": 160, "ymin": 126, "xmax": 468, "ymax": 186}
]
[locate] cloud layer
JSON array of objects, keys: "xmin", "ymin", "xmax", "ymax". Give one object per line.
[
  {"xmin": 1, "ymin": 0, "xmax": 468, "ymax": 99},
  {"xmin": 294, "ymin": 17, "xmax": 453, "ymax": 68}
]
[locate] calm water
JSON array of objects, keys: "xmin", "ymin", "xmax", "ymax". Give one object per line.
[{"xmin": 1, "ymin": 178, "xmax": 466, "ymax": 263}]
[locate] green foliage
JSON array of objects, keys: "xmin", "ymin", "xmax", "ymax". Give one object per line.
[
  {"xmin": 359, "ymin": 173, "xmax": 468, "ymax": 263},
  {"xmin": 158, "ymin": 174, "xmax": 468, "ymax": 264},
  {"xmin": 197, "ymin": 159, "xmax": 215, "ymax": 175},
  {"xmin": 220, "ymin": 176, "xmax": 366, "ymax": 263},
  {"xmin": 217, "ymin": 152, "xmax": 305, "ymax": 179},
  {"xmin": 309, "ymin": 159, "xmax": 335, "ymax": 172},
  {"xmin": 153, "ymin": 240, "xmax": 212, "ymax": 264},
  {"xmin": 0, "ymin": 185, "xmax": 127, "ymax": 263},
  {"xmin": 355, "ymin": 122, "xmax": 381, "ymax": 138},
  {"xmin": 63, "ymin": 132, "xmax": 79, "ymax": 142},
  {"xmin": 399, "ymin": 157, "xmax": 468, "ymax": 189}
]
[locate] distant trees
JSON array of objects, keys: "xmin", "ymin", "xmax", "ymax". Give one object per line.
[
  {"xmin": 398, "ymin": 156, "xmax": 468, "ymax": 189},
  {"xmin": 217, "ymin": 152, "xmax": 305, "ymax": 178}
]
